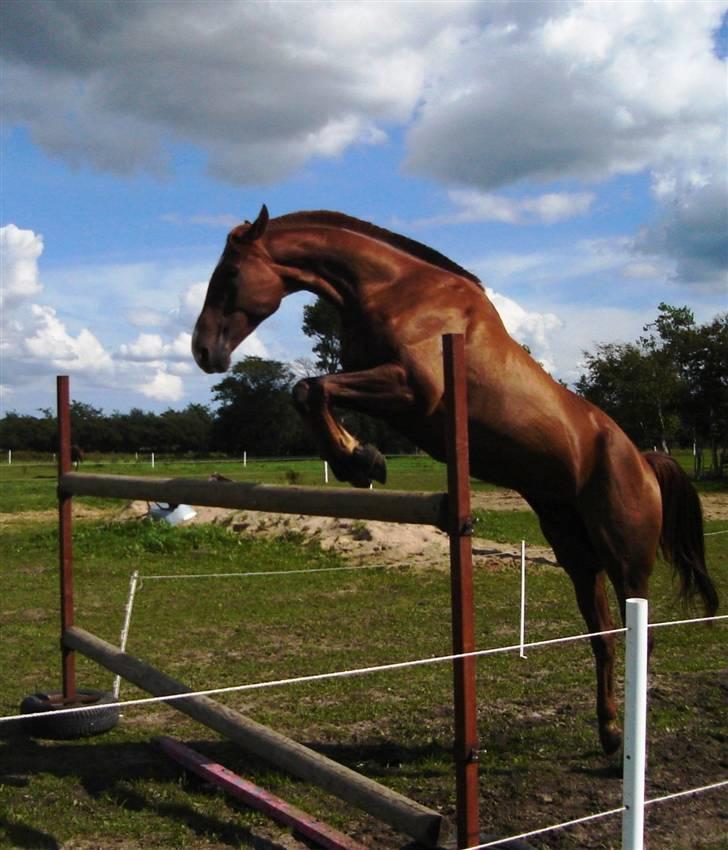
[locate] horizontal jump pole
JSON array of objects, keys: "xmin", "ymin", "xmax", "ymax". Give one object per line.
[
  {"xmin": 60, "ymin": 472, "xmax": 448, "ymax": 530},
  {"xmin": 63, "ymin": 625, "xmax": 449, "ymax": 849}
]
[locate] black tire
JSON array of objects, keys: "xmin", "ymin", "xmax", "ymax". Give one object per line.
[{"xmin": 19, "ymin": 688, "xmax": 120, "ymax": 739}]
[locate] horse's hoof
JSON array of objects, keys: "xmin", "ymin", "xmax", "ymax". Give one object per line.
[
  {"xmin": 352, "ymin": 444, "xmax": 387, "ymax": 487},
  {"xmin": 599, "ymin": 723, "xmax": 622, "ymax": 756}
]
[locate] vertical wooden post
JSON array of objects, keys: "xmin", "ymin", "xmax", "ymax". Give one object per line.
[
  {"xmin": 443, "ymin": 334, "xmax": 480, "ymax": 848},
  {"xmin": 57, "ymin": 375, "xmax": 76, "ymax": 701}
]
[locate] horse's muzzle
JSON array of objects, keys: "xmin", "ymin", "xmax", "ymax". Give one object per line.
[{"xmin": 192, "ymin": 328, "xmax": 231, "ymax": 373}]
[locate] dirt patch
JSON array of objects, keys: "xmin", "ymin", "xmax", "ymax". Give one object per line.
[
  {"xmin": 25, "ymin": 486, "xmax": 721, "ymax": 574},
  {"xmin": 115, "ymin": 487, "xmax": 727, "ymax": 572},
  {"xmin": 115, "ymin": 499, "xmax": 547, "ymax": 571},
  {"xmin": 0, "ymin": 504, "xmax": 125, "ymax": 526},
  {"xmin": 700, "ymin": 491, "xmax": 728, "ymax": 520}
]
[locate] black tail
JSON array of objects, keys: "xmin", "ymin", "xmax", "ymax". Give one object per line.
[{"xmin": 644, "ymin": 452, "xmax": 719, "ymax": 616}]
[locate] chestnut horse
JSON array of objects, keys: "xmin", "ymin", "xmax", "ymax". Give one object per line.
[{"xmin": 192, "ymin": 205, "xmax": 718, "ymax": 754}]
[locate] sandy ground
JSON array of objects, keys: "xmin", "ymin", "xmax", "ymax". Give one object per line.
[{"xmin": 107, "ymin": 487, "xmax": 728, "ymax": 572}]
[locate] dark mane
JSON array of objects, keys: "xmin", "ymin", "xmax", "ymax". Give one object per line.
[{"xmin": 271, "ymin": 210, "xmax": 482, "ymax": 288}]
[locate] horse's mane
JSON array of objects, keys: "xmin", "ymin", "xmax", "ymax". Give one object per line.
[{"xmin": 271, "ymin": 210, "xmax": 483, "ymax": 288}]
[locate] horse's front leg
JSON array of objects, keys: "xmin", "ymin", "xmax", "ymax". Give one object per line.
[{"xmin": 292, "ymin": 363, "xmax": 416, "ymax": 488}]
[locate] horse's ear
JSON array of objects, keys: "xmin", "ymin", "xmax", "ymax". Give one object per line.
[{"xmin": 245, "ymin": 205, "xmax": 269, "ymax": 242}]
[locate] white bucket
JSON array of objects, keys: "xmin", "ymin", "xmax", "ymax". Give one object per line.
[{"xmin": 148, "ymin": 502, "xmax": 197, "ymax": 526}]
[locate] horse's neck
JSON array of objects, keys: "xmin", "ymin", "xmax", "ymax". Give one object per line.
[{"xmin": 267, "ymin": 225, "xmax": 386, "ymax": 308}]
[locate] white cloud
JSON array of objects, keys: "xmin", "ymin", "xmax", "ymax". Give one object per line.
[
  {"xmin": 1, "ymin": 1, "xmax": 457, "ymax": 183},
  {"xmin": 177, "ymin": 282, "xmax": 208, "ymax": 326},
  {"xmin": 423, "ymin": 189, "xmax": 595, "ymax": 225},
  {"xmin": 118, "ymin": 332, "xmax": 192, "ymax": 363},
  {"xmin": 24, "ymin": 305, "xmax": 113, "ymax": 373},
  {"xmin": 127, "ymin": 308, "xmax": 171, "ymax": 329},
  {"xmin": 635, "ymin": 170, "xmax": 728, "ymax": 290},
  {"xmin": 0, "ymin": 224, "xmax": 234, "ymax": 411},
  {"xmin": 138, "ymin": 369, "xmax": 185, "ymax": 402},
  {"xmin": 406, "ymin": 2, "xmax": 725, "ymax": 190},
  {"xmin": 3, "ymin": 2, "xmax": 724, "ymax": 288},
  {"xmin": 487, "ymin": 288, "xmax": 562, "ymax": 373},
  {"xmin": 0, "ymin": 224, "xmax": 43, "ymax": 308},
  {"xmin": 621, "ymin": 262, "xmax": 662, "ymax": 280}
]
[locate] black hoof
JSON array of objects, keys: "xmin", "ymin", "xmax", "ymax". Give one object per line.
[
  {"xmin": 600, "ymin": 723, "xmax": 622, "ymax": 756},
  {"xmin": 352, "ymin": 444, "xmax": 387, "ymax": 487}
]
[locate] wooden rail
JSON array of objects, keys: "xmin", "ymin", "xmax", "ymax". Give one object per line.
[{"xmin": 59, "ymin": 473, "xmax": 449, "ymax": 529}]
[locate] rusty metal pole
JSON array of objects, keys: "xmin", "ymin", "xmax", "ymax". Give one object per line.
[
  {"xmin": 57, "ymin": 375, "xmax": 76, "ymax": 701},
  {"xmin": 443, "ymin": 334, "xmax": 480, "ymax": 848}
]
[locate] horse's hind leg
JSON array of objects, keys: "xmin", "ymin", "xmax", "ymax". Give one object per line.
[
  {"xmin": 535, "ymin": 506, "xmax": 622, "ymax": 754},
  {"xmin": 569, "ymin": 569, "xmax": 622, "ymax": 754}
]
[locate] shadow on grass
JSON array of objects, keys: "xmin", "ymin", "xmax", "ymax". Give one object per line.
[
  {"xmin": 0, "ymin": 733, "xmax": 304, "ymax": 850},
  {"xmin": 0, "ymin": 819, "xmax": 59, "ymax": 850}
]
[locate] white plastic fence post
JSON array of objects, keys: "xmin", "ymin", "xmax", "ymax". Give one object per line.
[
  {"xmin": 151, "ymin": 452, "xmax": 155, "ymax": 469},
  {"xmin": 622, "ymin": 598, "xmax": 649, "ymax": 850},
  {"xmin": 324, "ymin": 460, "xmax": 329, "ymax": 483},
  {"xmin": 7, "ymin": 450, "xmax": 11, "ymax": 465},
  {"xmin": 113, "ymin": 570, "xmax": 140, "ymax": 700},
  {"xmin": 519, "ymin": 540, "xmax": 527, "ymax": 658},
  {"xmin": 243, "ymin": 451, "xmax": 247, "ymax": 467}
]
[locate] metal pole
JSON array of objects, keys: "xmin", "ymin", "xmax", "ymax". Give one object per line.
[
  {"xmin": 443, "ymin": 333, "xmax": 480, "ymax": 848},
  {"xmin": 57, "ymin": 375, "xmax": 76, "ymax": 701},
  {"xmin": 622, "ymin": 598, "xmax": 649, "ymax": 850}
]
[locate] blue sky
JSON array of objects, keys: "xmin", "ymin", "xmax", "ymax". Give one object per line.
[{"xmin": 2, "ymin": 0, "xmax": 726, "ymax": 416}]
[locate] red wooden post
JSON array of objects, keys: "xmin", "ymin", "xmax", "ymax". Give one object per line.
[
  {"xmin": 57, "ymin": 375, "xmax": 76, "ymax": 701},
  {"xmin": 443, "ymin": 334, "xmax": 480, "ymax": 848}
]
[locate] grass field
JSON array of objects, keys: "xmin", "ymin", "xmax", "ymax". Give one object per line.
[{"xmin": 0, "ymin": 456, "xmax": 726, "ymax": 849}]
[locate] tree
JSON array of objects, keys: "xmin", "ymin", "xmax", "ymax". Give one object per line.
[
  {"xmin": 576, "ymin": 341, "xmax": 679, "ymax": 450},
  {"xmin": 302, "ymin": 297, "xmax": 342, "ymax": 373},
  {"xmin": 577, "ymin": 304, "xmax": 728, "ymax": 475},
  {"xmin": 159, "ymin": 404, "xmax": 213, "ymax": 454},
  {"xmin": 0, "ymin": 410, "xmax": 56, "ymax": 452},
  {"xmin": 211, "ymin": 356, "xmax": 314, "ymax": 456},
  {"xmin": 679, "ymin": 313, "xmax": 728, "ymax": 473}
]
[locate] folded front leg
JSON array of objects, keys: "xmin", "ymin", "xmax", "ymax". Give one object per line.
[{"xmin": 292, "ymin": 363, "xmax": 416, "ymax": 487}]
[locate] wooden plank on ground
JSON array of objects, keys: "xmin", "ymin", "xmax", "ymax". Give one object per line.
[
  {"xmin": 63, "ymin": 626, "xmax": 448, "ymax": 849},
  {"xmin": 157, "ymin": 735, "xmax": 370, "ymax": 850}
]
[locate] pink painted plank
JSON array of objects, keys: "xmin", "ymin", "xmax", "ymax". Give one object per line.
[{"xmin": 157, "ymin": 736, "xmax": 370, "ymax": 850}]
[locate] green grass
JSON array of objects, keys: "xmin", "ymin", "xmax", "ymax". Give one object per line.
[{"xmin": 1, "ymin": 457, "xmax": 726, "ymax": 849}]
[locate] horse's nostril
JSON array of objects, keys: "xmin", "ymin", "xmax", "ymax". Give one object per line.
[{"xmin": 197, "ymin": 346, "xmax": 210, "ymax": 369}]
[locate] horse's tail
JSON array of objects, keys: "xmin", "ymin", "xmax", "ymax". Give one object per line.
[{"xmin": 644, "ymin": 451, "xmax": 719, "ymax": 616}]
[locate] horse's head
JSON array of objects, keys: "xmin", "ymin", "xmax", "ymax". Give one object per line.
[{"xmin": 192, "ymin": 205, "xmax": 284, "ymax": 373}]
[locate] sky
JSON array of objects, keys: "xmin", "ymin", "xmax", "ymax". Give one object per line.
[{"xmin": 1, "ymin": 0, "xmax": 727, "ymax": 417}]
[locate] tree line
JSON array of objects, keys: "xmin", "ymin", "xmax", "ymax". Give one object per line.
[
  {"xmin": 2, "ymin": 303, "xmax": 726, "ymax": 474},
  {"xmin": 0, "ymin": 358, "xmax": 414, "ymax": 458}
]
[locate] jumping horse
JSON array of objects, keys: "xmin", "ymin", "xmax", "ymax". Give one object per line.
[{"xmin": 192, "ymin": 205, "xmax": 718, "ymax": 755}]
